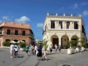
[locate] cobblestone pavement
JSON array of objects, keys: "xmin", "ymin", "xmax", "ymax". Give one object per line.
[
  {"xmin": 1, "ymin": 48, "xmax": 88, "ymax": 66},
  {"xmin": 0, "ymin": 48, "xmax": 29, "ymax": 66},
  {"xmin": 38, "ymin": 49, "xmax": 88, "ymax": 66}
]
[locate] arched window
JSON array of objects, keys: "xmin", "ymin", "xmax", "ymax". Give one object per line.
[{"xmin": 6, "ymin": 39, "xmax": 10, "ymax": 41}]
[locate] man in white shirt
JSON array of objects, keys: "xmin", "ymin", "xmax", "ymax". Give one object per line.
[
  {"xmin": 35, "ymin": 45, "xmax": 38, "ymax": 55},
  {"xmin": 10, "ymin": 43, "xmax": 15, "ymax": 58}
]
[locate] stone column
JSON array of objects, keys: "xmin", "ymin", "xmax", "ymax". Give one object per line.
[
  {"xmin": 47, "ymin": 35, "xmax": 52, "ymax": 50},
  {"xmin": 69, "ymin": 36, "xmax": 71, "ymax": 41},
  {"xmin": 55, "ymin": 21, "xmax": 57, "ymax": 29},
  {"xmin": 70, "ymin": 22, "xmax": 74, "ymax": 29},
  {"xmin": 63, "ymin": 21, "xmax": 65, "ymax": 29},
  {"xmin": 59, "ymin": 37, "xmax": 61, "ymax": 46},
  {"xmin": 78, "ymin": 38, "xmax": 81, "ymax": 46},
  {"xmin": 48, "ymin": 21, "xmax": 51, "ymax": 29},
  {"xmin": 69, "ymin": 36, "xmax": 72, "ymax": 48}
]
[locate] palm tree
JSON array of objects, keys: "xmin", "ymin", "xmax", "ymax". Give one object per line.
[{"xmin": 42, "ymin": 40, "xmax": 48, "ymax": 50}]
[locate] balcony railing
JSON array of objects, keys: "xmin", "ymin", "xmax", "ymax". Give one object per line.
[{"xmin": 0, "ymin": 32, "xmax": 34, "ymax": 38}]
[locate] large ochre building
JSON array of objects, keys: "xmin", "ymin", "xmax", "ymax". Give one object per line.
[
  {"xmin": 0, "ymin": 21, "xmax": 34, "ymax": 47},
  {"xmin": 43, "ymin": 13, "xmax": 86, "ymax": 49}
]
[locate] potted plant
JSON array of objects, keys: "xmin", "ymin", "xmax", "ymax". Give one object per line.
[
  {"xmin": 79, "ymin": 39, "xmax": 86, "ymax": 51},
  {"xmin": 67, "ymin": 40, "xmax": 76, "ymax": 54},
  {"xmin": 18, "ymin": 42, "xmax": 26, "ymax": 51}
]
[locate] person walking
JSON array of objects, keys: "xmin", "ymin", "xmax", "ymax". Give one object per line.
[
  {"xmin": 49, "ymin": 44, "xmax": 52, "ymax": 54},
  {"xmin": 37, "ymin": 44, "xmax": 42, "ymax": 60},
  {"xmin": 58, "ymin": 45, "xmax": 61, "ymax": 54},
  {"xmin": 14, "ymin": 44, "xmax": 19, "ymax": 57},
  {"xmin": 55, "ymin": 44, "xmax": 58, "ymax": 53},
  {"xmin": 35, "ymin": 44, "xmax": 38, "ymax": 55},
  {"xmin": 10, "ymin": 43, "xmax": 15, "ymax": 58},
  {"xmin": 42, "ymin": 49, "xmax": 48, "ymax": 61},
  {"xmin": 25, "ymin": 45, "xmax": 29, "ymax": 56},
  {"xmin": 31, "ymin": 45, "xmax": 35, "ymax": 55}
]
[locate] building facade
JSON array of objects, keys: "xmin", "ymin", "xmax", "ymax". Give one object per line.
[
  {"xmin": 0, "ymin": 21, "xmax": 34, "ymax": 47},
  {"xmin": 43, "ymin": 13, "xmax": 86, "ymax": 49}
]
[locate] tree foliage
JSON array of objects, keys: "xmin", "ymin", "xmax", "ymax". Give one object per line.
[
  {"xmin": 39, "ymin": 40, "xmax": 48, "ymax": 50},
  {"xmin": 3, "ymin": 41, "xmax": 11, "ymax": 47},
  {"xmin": 18, "ymin": 42, "xmax": 26, "ymax": 48},
  {"xmin": 79, "ymin": 39, "xmax": 86, "ymax": 47}
]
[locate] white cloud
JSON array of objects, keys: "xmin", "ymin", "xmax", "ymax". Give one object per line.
[
  {"xmin": 83, "ymin": 11, "xmax": 88, "ymax": 16},
  {"xmin": 15, "ymin": 16, "xmax": 30, "ymax": 23},
  {"xmin": 81, "ymin": 2, "xmax": 87, "ymax": 6},
  {"xmin": 2, "ymin": 16, "xmax": 9, "ymax": 20},
  {"xmin": 2, "ymin": 16, "xmax": 12, "ymax": 21},
  {"xmin": 37, "ymin": 23, "xmax": 43, "ymax": 27},
  {"xmin": 73, "ymin": 3, "xmax": 78, "ymax": 9}
]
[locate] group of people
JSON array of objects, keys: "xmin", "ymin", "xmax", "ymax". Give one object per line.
[
  {"xmin": 25, "ymin": 44, "xmax": 48, "ymax": 61},
  {"xmin": 49, "ymin": 44, "xmax": 61, "ymax": 54},
  {"xmin": 10, "ymin": 43, "xmax": 61, "ymax": 60},
  {"xmin": 10, "ymin": 43, "xmax": 20, "ymax": 58},
  {"xmin": 25, "ymin": 44, "xmax": 61, "ymax": 61}
]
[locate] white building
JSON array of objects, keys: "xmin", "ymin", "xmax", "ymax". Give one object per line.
[{"xmin": 43, "ymin": 13, "xmax": 86, "ymax": 49}]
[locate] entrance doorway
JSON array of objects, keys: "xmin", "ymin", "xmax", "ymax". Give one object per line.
[{"xmin": 52, "ymin": 38, "xmax": 58, "ymax": 49}]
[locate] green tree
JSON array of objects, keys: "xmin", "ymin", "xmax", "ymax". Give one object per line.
[
  {"xmin": 42, "ymin": 40, "xmax": 48, "ymax": 50},
  {"xmin": 3, "ymin": 41, "xmax": 11, "ymax": 47},
  {"xmin": 18, "ymin": 42, "xmax": 26, "ymax": 48},
  {"xmin": 65, "ymin": 40, "xmax": 77, "ymax": 49},
  {"xmin": 79, "ymin": 39, "xmax": 86, "ymax": 47}
]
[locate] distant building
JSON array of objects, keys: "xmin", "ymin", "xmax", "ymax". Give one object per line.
[
  {"xmin": 43, "ymin": 13, "xmax": 86, "ymax": 49},
  {"xmin": 0, "ymin": 21, "xmax": 35, "ymax": 47}
]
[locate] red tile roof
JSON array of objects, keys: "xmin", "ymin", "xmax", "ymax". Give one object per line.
[{"xmin": 0, "ymin": 22, "xmax": 31, "ymax": 29}]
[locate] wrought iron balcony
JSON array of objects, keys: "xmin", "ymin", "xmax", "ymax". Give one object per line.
[{"xmin": 0, "ymin": 32, "xmax": 34, "ymax": 38}]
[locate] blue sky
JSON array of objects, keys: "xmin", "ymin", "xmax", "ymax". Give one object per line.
[{"xmin": 0, "ymin": 0, "xmax": 88, "ymax": 40}]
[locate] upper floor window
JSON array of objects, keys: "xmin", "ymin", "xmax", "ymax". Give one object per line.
[
  {"xmin": 15, "ymin": 30, "xmax": 18, "ymax": 35},
  {"xmin": 66, "ymin": 21, "xmax": 70, "ymax": 29},
  {"xmin": 22, "ymin": 31, "xmax": 25, "ymax": 35},
  {"xmin": 51, "ymin": 21, "xmax": 55, "ymax": 28},
  {"xmin": 59, "ymin": 21, "xmax": 63, "ymax": 29},
  {"xmin": 7, "ymin": 29, "xmax": 10, "ymax": 34},
  {"xmin": 74, "ymin": 22, "xmax": 78, "ymax": 29}
]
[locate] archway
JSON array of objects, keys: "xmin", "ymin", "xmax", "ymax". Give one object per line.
[
  {"xmin": 71, "ymin": 35, "xmax": 78, "ymax": 46},
  {"xmin": 71, "ymin": 35, "xmax": 78, "ymax": 40},
  {"xmin": 51, "ymin": 35, "xmax": 58, "ymax": 49},
  {"xmin": 61, "ymin": 35, "xmax": 69, "ymax": 48}
]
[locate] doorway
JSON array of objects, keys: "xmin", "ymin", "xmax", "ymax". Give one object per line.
[{"xmin": 52, "ymin": 38, "xmax": 58, "ymax": 49}]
